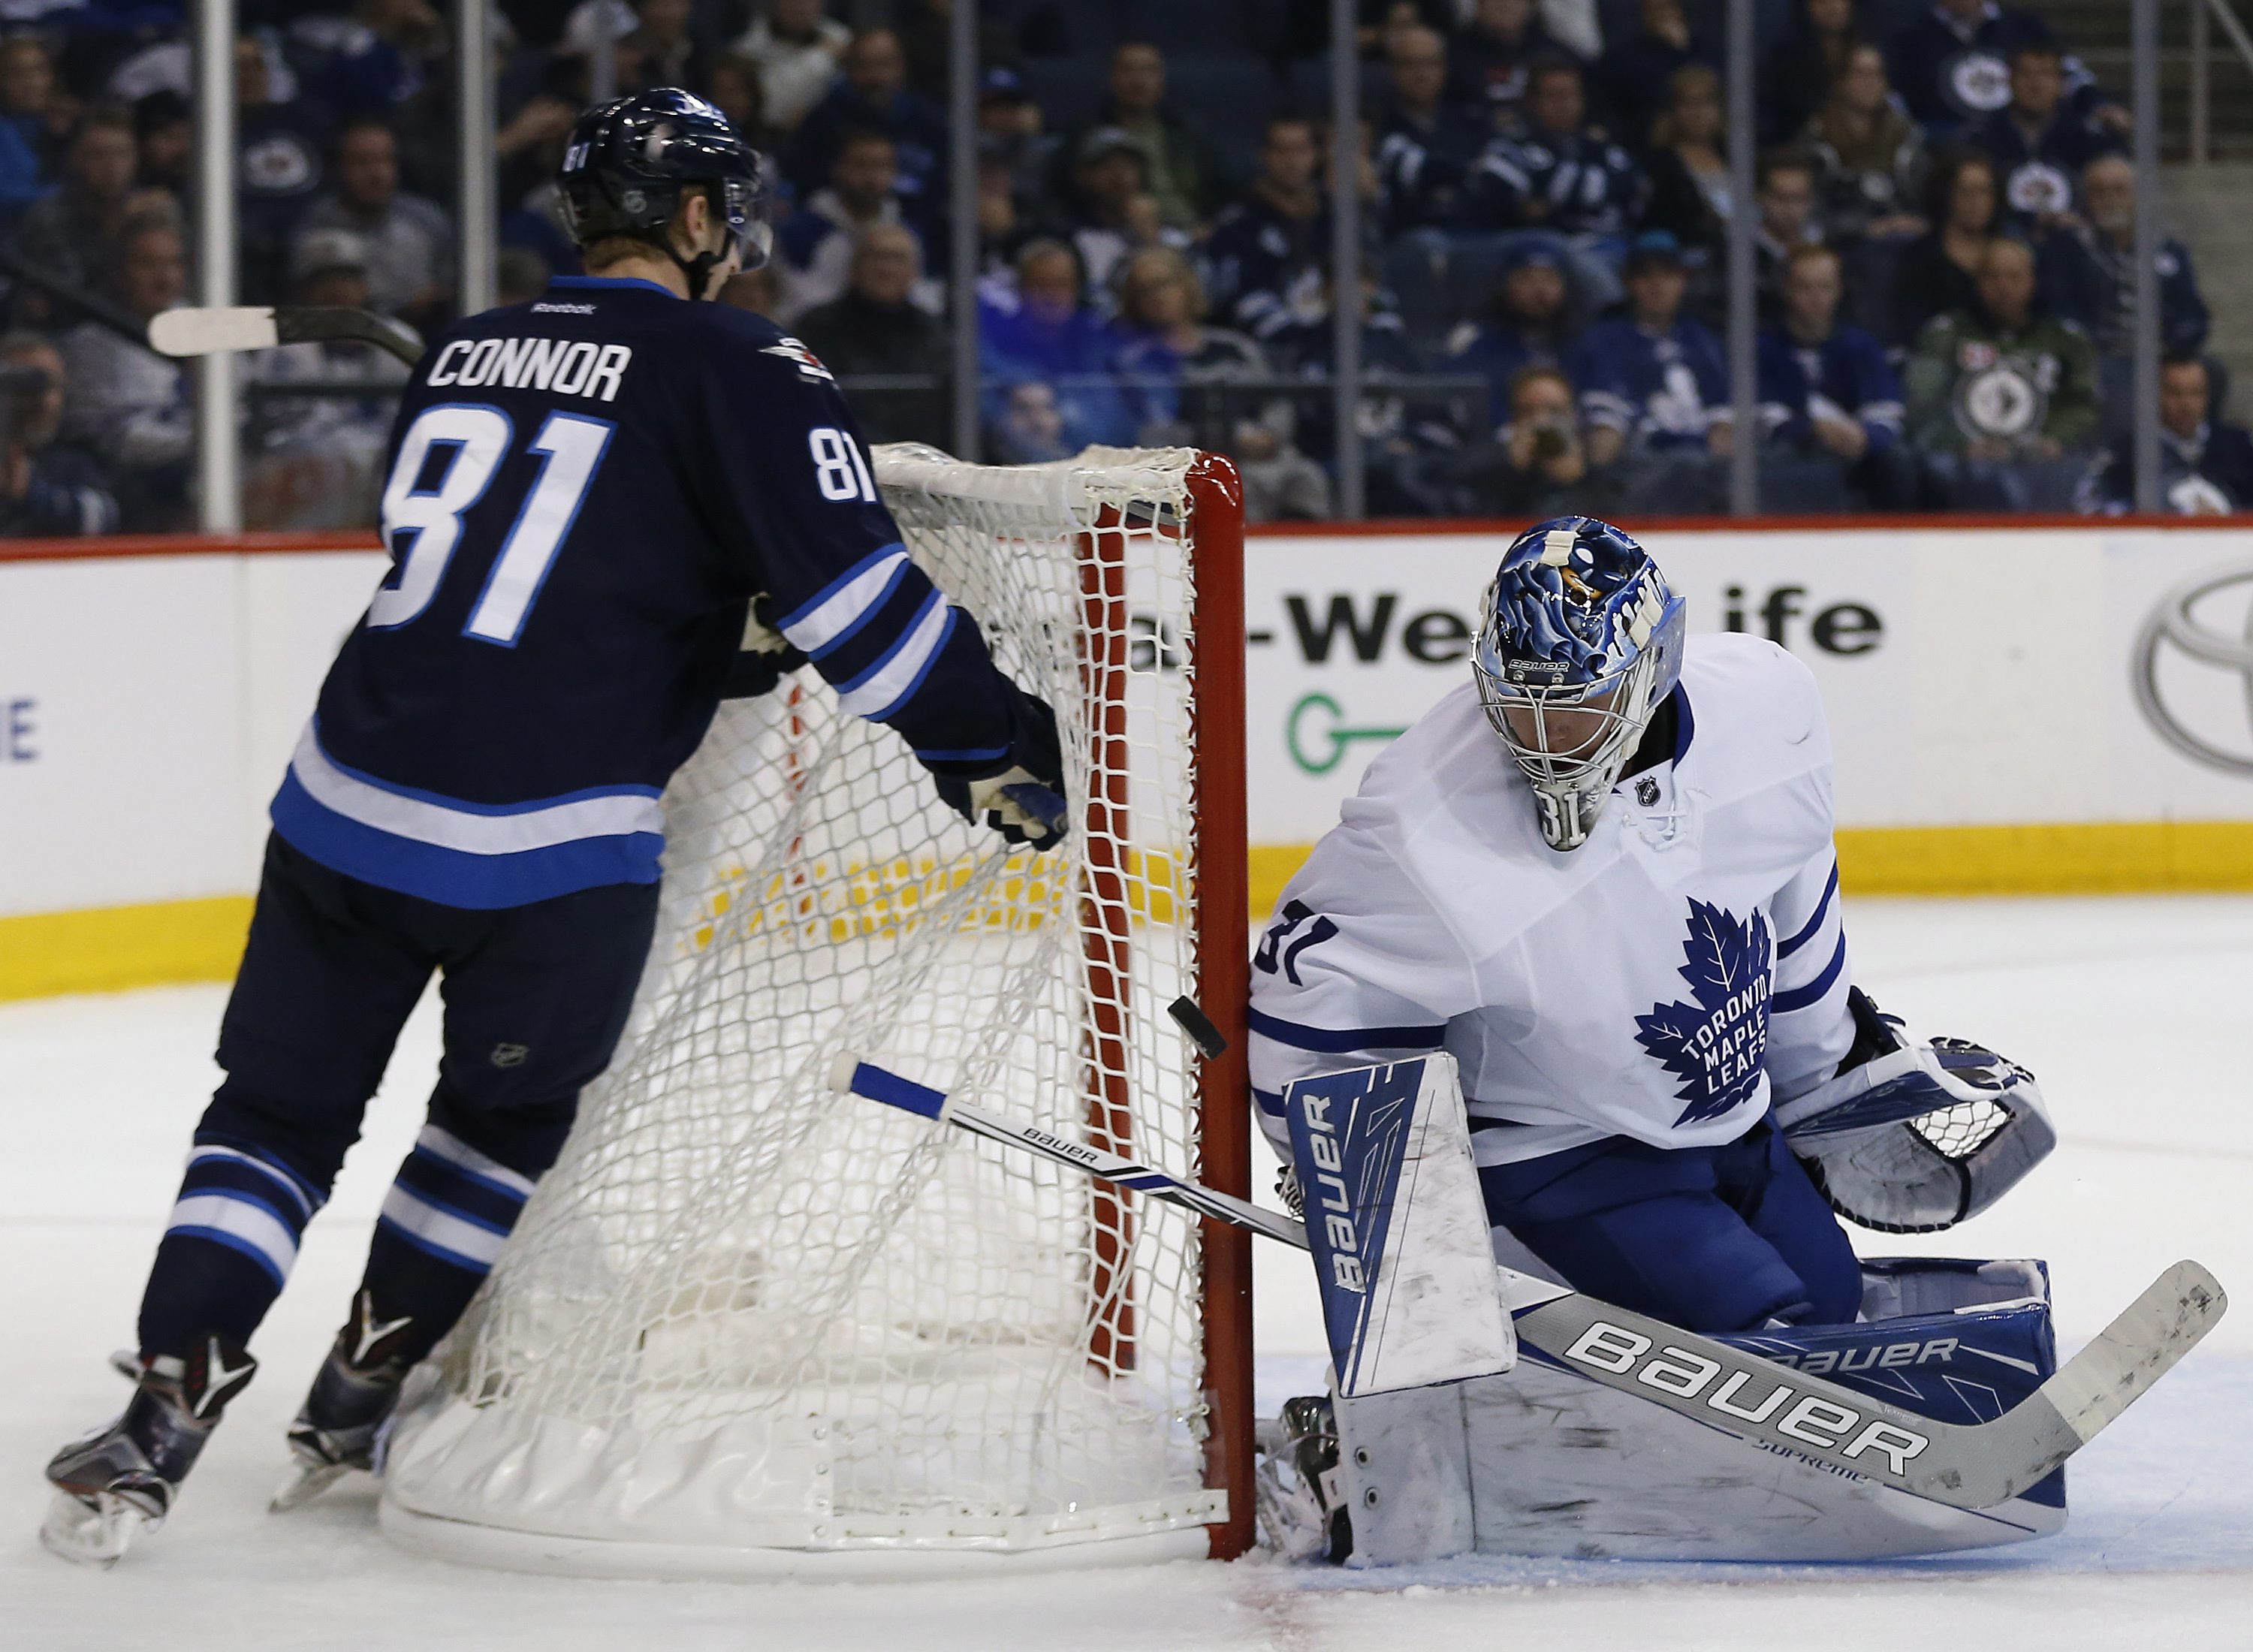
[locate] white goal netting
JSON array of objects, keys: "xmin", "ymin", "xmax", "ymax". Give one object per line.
[{"xmin": 379, "ymin": 446, "xmax": 1244, "ymax": 1575}]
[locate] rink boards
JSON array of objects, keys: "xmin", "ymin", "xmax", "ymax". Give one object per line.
[{"xmin": 4, "ymin": 519, "xmax": 2253, "ymax": 998}]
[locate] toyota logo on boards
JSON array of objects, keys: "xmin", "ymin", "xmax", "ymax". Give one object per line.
[{"xmin": 2134, "ymin": 559, "xmax": 2253, "ymax": 777}]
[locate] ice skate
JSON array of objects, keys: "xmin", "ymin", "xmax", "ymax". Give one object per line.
[
  {"xmin": 1254, "ymin": 1394, "xmax": 1351, "ymax": 1564},
  {"xmin": 42, "ymin": 1333, "xmax": 256, "ymax": 1567},
  {"xmin": 270, "ymin": 1291, "xmax": 418, "ymax": 1513}
]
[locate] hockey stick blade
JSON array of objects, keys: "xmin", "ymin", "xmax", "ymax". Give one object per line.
[
  {"xmin": 836, "ymin": 1056, "xmax": 2227, "ymax": 1513},
  {"xmin": 149, "ymin": 306, "xmax": 280, "ymax": 357},
  {"xmin": 148, "ymin": 304, "xmax": 425, "ymax": 367}
]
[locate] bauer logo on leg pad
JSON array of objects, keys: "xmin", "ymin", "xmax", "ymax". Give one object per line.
[{"xmin": 1283, "ymin": 1055, "xmax": 1516, "ymax": 1398}]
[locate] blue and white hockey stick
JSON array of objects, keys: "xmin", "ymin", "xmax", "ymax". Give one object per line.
[{"xmin": 834, "ymin": 1054, "xmax": 2227, "ymax": 1514}]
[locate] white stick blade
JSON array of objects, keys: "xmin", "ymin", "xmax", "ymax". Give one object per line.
[
  {"xmin": 148, "ymin": 306, "xmax": 280, "ymax": 358},
  {"xmin": 2041, "ymin": 1259, "xmax": 2227, "ymax": 1444}
]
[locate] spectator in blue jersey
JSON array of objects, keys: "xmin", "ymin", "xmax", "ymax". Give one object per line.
[
  {"xmin": 1444, "ymin": 241, "xmax": 1582, "ymax": 432},
  {"xmin": 294, "ymin": 116, "xmax": 452, "ymax": 330},
  {"xmin": 1373, "ymin": 25, "xmax": 1488, "ymax": 236},
  {"xmin": 1204, "ymin": 115, "xmax": 1333, "ymax": 368},
  {"xmin": 0, "ymin": 332, "xmax": 117, "ymax": 538},
  {"xmin": 1594, "ymin": 0, "xmax": 1708, "ymax": 152},
  {"xmin": 1971, "ymin": 42, "xmax": 2120, "ymax": 234},
  {"xmin": 288, "ymin": 0, "xmax": 443, "ymax": 121},
  {"xmin": 790, "ymin": 29, "xmax": 945, "ymax": 223},
  {"xmin": 772, "ymin": 128, "xmax": 931, "ymax": 325},
  {"xmin": 234, "ymin": 34, "xmax": 332, "ymax": 305},
  {"xmin": 1886, "ymin": 0, "xmax": 2116, "ymax": 140},
  {"xmin": 0, "ymin": 35, "xmax": 60, "ymax": 215},
  {"xmin": 1447, "ymin": 0, "xmax": 1573, "ymax": 122},
  {"xmin": 2081, "ymin": 356, "xmax": 2253, "ymax": 516},
  {"xmin": 2038, "ymin": 153, "xmax": 2208, "ymax": 366},
  {"xmin": 979, "ymin": 237, "xmax": 1133, "ymax": 451},
  {"xmin": 1048, "ymin": 42, "xmax": 1232, "ymax": 234},
  {"xmin": 1571, "ymin": 231, "xmax": 1733, "ymax": 514},
  {"xmin": 1758, "ymin": 244, "xmax": 1914, "ymax": 510},
  {"xmin": 1108, "ymin": 246, "xmax": 1268, "ymax": 451},
  {"xmin": 1, "ymin": 34, "xmax": 70, "ymax": 201},
  {"xmin": 1470, "ymin": 56, "xmax": 1642, "ymax": 243}
]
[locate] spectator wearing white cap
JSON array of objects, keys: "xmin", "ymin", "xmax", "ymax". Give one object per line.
[{"xmin": 241, "ymin": 228, "xmax": 409, "ymax": 529}]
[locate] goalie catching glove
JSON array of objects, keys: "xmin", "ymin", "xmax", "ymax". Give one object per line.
[
  {"xmin": 927, "ymin": 682, "xmax": 1069, "ymax": 852},
  {"xmin": 1772, "ymin": 987, "xmax": 2055, "ymax": 1234}
]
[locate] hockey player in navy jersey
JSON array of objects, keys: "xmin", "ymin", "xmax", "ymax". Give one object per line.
[
  {"xmin": 42, "ymin": 89, "xmax": 1069, "ymax": 1566},
  {"xmin": 1250, "ymin": 518, "xmax": 2052, "ymax": 1347}
]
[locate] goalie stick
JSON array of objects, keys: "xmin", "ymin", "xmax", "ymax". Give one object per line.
[
  {"xmin": 148, "ymin": 306, "xmax": 425, "ymax": 369},
  {"xmin": 833, "ymin": 1054, "xmax": 2227, "ymax": 1514}
]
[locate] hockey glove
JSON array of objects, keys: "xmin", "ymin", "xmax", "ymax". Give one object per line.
[
  {"xmin": 930, "ymin": 685, "xmax": 1069, "ymax": 852},
  {"xmin": 1773, "ymin": 987, "xmax": 2055, "ymax": 1234},
  {"xmin": 720, "ymin": 598, "xmax": 808, "ymax": 700}
]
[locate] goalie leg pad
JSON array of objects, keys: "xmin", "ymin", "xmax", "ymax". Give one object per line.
[
  {"xmin": 1282, "ymin": 1054, "xmax": 1516, "ymax": 1397},
  {"xmin": 1332, "ymin": 1382, "xmax": 1476, "ymax": 1566}
]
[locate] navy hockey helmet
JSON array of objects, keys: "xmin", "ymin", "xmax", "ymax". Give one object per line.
[
  {"xmin": 557, "ymin": 89, "xmax": 771, "ymax": 294},
  {"xmin": 1473, "ymin": 515, "xmax": 1687, "ymax": 852}
]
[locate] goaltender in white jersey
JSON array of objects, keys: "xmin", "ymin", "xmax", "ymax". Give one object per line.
[
  {"xmin": 1250, "ymin": 516, "xmax": 2054, "ymax": 1338},
  {"xmin": 1250, "ymin": 627, "xmax": 1850, "ymax": 1168}
]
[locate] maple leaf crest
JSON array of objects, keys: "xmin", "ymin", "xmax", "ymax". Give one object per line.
[{"xmin": 1633, "ymin": 900, "xmax": 1774, "ymax": 1127}]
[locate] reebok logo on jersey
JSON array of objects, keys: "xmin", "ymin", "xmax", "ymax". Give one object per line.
[
  {"xmin": 761, "ymin": 338, "xmax": 835, "ymax": 383},
  {"xmin": 530, "ymin": 301, "xmax": 598, "ymax": 315},
  {"xmin": 1633, "ymin": 901, "xmax": 1772, "ymax": 1127}
]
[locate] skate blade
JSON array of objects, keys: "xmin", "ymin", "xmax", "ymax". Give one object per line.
[
  {"xmin": 40, "ymin": 1489, "xmax": 147, "ymax": 1568},
  {"xmin": 268, "ymin": 1459, "xmax": 351, "ymax": 1514}
]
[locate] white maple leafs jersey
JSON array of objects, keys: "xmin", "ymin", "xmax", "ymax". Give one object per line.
[{"xmin": 1249, "ymin": 632, "xmax": 1854, "ymax": 1168}]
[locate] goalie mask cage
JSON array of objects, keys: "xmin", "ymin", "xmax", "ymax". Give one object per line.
[{"xmin": 379, "ymin": 446, "xmax": 1253, "ymax": 1578}]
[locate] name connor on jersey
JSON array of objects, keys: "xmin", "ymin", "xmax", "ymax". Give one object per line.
[{"xmin": 426, "ymin": 336, "xmax": 632, "ymax": 402}]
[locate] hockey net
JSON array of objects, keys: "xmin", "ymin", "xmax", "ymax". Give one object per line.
[{"xmin": 380, "ymin": 446, "xmax": 1252, "ymax": 1575}]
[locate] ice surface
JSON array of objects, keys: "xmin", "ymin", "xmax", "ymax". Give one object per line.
[{"xmin": 5, "ymin": 897, "xmax": 2249, "ymax": 1648}]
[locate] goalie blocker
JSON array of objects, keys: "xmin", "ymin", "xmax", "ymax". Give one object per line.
[{"xmin": 1274, "ymin": 1055, "xmax": 2080, "ymax": 1566}]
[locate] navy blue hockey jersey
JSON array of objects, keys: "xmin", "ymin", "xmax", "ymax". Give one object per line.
[
  {"xmin": 273, "ymin": 274, "xmax": 1026, "ymax": 909},
  {"xmin": 1570, "ymin": 315, "xmax": 1730, "ymax": 450},
  {"xmin": 1756, "ymin": 325, "xmax": 1905, "ymax": 452}
]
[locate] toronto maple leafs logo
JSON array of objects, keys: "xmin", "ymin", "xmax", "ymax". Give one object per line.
[{"xmin": 1633, "ymin": 900, "xmax": 1773, "ymax": 1127}]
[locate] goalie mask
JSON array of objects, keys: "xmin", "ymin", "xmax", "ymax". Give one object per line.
[{"xmin": 1473, "ymin": 517, "xmax": 1687, "ymax": 852}]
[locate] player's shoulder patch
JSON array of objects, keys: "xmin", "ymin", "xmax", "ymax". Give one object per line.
[{"xmin": 758, "ymin": 335, "xmax": 836, "ymax": 383}]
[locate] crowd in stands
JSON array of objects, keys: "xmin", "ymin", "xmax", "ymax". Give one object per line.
[{"xmin": 2, "ymin": 0, "xmax": 2248, "ymax": 534}]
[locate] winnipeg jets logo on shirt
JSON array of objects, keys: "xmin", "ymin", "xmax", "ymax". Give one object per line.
[
  {"xmin": 760, "ymin": 337, "xmax": 835, "ymax": 383},
  {"xmin": 1633, "ymin": 900, "xmax": 1773, "ymax": 1127}
]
